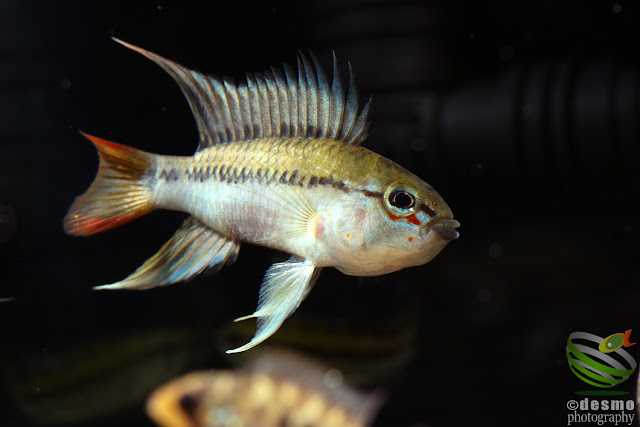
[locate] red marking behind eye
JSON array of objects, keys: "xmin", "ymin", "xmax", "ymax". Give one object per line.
[
  {"xmin": 406, "ymin": 214, "xmax": 422, "ymax": 226},
  {"xmin": 408, "ymin": 237, "xmax": 414, "ymax": 242},
  {"xmin": 346, "ymin": 233, "xmax": 351, "ymax": 238},
  {"xmin": 387, "ymin": 212, "xmax": 400, "ymax": 221}
]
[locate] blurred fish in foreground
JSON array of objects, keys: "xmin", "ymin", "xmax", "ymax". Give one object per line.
[
  {"xmin": 64, "ymin": 39, "xmax": 459, "ymax": 353},
  {"xmin": 147, "ymin": 350, "xmax": 383, "ymax": 427},
  {"xmin": 0, "ymin": 329, "xmax": 214, "ymax": 425}
]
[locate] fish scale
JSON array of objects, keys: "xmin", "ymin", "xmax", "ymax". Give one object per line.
[{"xmin": 64, "ymin": 39, "xmax": 459, "ymax": 353}]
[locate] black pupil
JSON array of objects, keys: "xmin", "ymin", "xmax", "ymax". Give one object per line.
[
  {"xmin": 179, "ymin": 394, "xmax": 198, "ymax": 414},
  {"xmin": 390, "ymin": 190, "xmax": 415, "ymax": 209}
]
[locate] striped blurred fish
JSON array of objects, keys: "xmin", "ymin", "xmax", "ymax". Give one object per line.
[{"xmin": 147, "ymin": 350, "xmax": 383, "ymax": 427}]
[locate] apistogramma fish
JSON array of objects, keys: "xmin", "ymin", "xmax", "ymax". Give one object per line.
[
  {"xmin": 146, "ymin": 350, "xmax": 383, "ymax": 427},
  {"xmin": 64, "ymin": 39, "xmax": 460, "ymax": 353}
]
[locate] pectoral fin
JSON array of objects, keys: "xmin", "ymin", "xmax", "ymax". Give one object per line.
[
  {"xmin": 95, "ymin": 217, "xmax": 240, "ymax": 290},
  {"xmin": 227, "ymin": 256, "xmax": 321, "ymax": 354}
]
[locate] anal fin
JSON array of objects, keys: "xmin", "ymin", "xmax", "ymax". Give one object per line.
[
  {"xmin": 95, "ymin": 217, "xmax": 240, "ymax": 290},
  {"xmin": 227, "ymin": 256, "xmax": 320, "ymax": 354}
]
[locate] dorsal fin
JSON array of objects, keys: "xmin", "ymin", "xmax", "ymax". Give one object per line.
[{"xmin": 112, "ymin": 38, "xmax": 371, "ymax": 150}]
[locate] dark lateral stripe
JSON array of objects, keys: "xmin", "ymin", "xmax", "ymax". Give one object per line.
[
  {"xmin": 420, "ymin": 203, "xmax": 436, "ymax": 217},
  {"xmin": 318, "ymin": 176, "xmax": 333, "ymax": 186},
  {"xmin": 288, "ymin": 170, "xmax": 299, "ymax": 185},
  {"xmin": 183, "ymin": 164, "xmax": 385, "ymax": 196}
]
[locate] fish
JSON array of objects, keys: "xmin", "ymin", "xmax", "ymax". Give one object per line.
[
  {"xmin": 146, "ymin": 350, "xmax": 383, "ymax": 427},
  {"xmin": 64, "ymin": 38, "xmax": 460, "ymax": 353}
]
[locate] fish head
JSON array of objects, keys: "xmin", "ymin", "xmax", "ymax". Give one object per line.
[
  {"xmin": 333, "ymin": 175, "xmax": 459, "ymax": 276},
  {"xmin": 146, "ymin": 371, "xmax": 238, "ymax": 427}
]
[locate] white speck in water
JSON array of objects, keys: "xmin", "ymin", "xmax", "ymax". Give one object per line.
[
  {"xmin": 612, "ymin": 2, "xmax": 622, "ymax": 14},
  {"xmin": 36, "ymin": 386, "xmax": 40, "ymax": 393},
  {"xmin": 488, "ymin": 243, "xmax": 502, "ymax": 258},
  {"xmin": 60, "ymin": 79, "xmax": 71, "ymax": 90},
  {"xmin": 157, "ymin": 5, "xmax": 162, "ymax": 10},
  {"xmin": 324, "ymin": 368, "xmax": 343, "ymax": 388},
  {"xmin": 477, "ymin": 289, "xmax": 492, "ymax": 303}
]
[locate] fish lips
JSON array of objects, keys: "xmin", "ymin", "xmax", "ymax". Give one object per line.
[{"xmin": 425, "ymin": 219, "xmax": 460, "ymax": 241}]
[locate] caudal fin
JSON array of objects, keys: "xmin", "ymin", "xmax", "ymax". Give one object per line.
[{"xmin": 64, "ymin": 132, "xmax": 155, "ymax": 236}]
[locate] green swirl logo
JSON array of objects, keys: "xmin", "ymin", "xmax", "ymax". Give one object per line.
[{"xmin": 566, "ymin": 331, "xmax": 637, "ymax": 388}]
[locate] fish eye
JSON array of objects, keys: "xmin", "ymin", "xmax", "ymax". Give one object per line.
[
  {"xmin": 383, "ymin": 182, "xmax": 420, "ymax": 216},
  {"xmin": 179, "ymin": 393, "xmax": 198, "ymax": 414},
  {"xmin": 389, "ymin": 189, "xmax": 415, "ymax": 210}
]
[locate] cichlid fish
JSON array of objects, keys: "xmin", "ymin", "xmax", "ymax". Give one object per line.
[
  {"xmin": 146, "ymin": 350, "xmax": 383, "ymax": 427},
  {"xmin": 64, "ymin": 38, "xmax": 460, "ymax": 353}
]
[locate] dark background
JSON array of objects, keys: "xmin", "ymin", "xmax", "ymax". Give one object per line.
[{"xmin": 1, "ymin": 1, "xmax": 639, "ymax": 426}]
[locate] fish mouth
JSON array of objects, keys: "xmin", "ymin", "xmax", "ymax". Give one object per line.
[{"xmin": 426, "ymin": 219, "xmax": 460, "ymax": 241}]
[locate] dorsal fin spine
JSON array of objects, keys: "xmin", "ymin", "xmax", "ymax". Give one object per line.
[
  {"xmin": 191, "ymin": 73, "xmax": 218, "ymax": 146},
  {"xmin": 328, "ymin": 52, "xmax": 344, "ymax": 140},
  {"xmin": 271, "ymin": 66, "xmax": 291, "ymax": 137},
  {"xmin": 237, "ymin": 81, "xmax": 253, "ymax": 141},
  {"xmin": 296, "ymin": 56, "xmax": 308, "ymax": 139},
  {"xmin": 245, "ymin": 73, "xmax": 262, "ymax": 140},
  {"xmin": 283, "ymin": 63, "xmax": 298, "ymax": 138},
  {"xmin": 351, "ymin": 96, "xmax": 372, "ymax": 144},
  {"xmin": 223, "ymin": 77, "xmax": 243, "ymax": 142},
  {"xmin": 209, "ymin": 76, "xmax": 235, "ymax": 142},
  {"xmin": 310, "ymin": 51, "xmax": 330, "ymax": 139},
  {"xmin": 301, "ymin": 52, "xmax": 319, "ymax": 138},
  {"xmin": 264, "ymin": 71, "xmax": 280, "ymax": 137},
  {"xmin": 340, "ymin": 62, "xmax": 361, "ymax": 143},
  {"xmin": 254, "ymin": 73, "xmax": 272, "ymax": 138}
]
